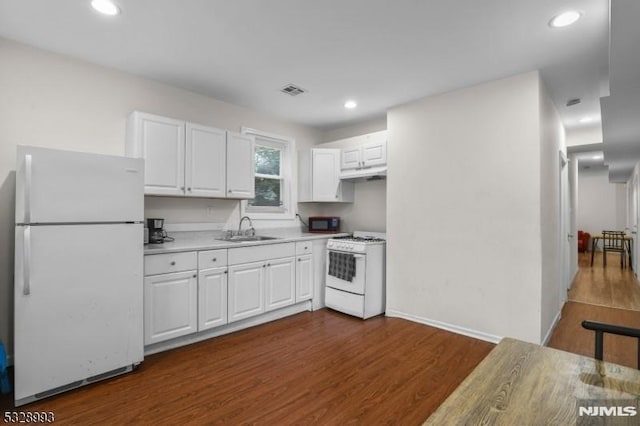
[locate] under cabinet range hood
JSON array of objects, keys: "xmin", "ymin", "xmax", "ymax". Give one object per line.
[{"xmin": 340, "ymin": 165, "xmax": 387, "ymax": 181}]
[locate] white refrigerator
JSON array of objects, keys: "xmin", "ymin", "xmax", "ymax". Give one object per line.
[{"xmin": 14, "ymin": 145, "xmax": 145, "ymax": 406}]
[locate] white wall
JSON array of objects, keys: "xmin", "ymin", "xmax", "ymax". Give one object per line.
[
  {"xmin": 577, "ymin": 168, "xmax": 627, "ymax": 235},
  {"xmin": 386, "ymin": 71, "xmax": 547, "ymax": 344},
  {"xmin": 538, "ymin": 79, "xmax": 566, "ymax": 343},
  {"xmin": 0, "ymin": 38, "xmax": 324, "ymax": 357},
  {"xmin": 565, "ymin": 124, "xmax": 602, "ymax": 147},
  {"xmin": 321, "ymin": 116, "xmax": 387, "ymax": 143}
]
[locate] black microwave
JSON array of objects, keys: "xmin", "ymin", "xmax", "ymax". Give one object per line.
[{"xmin": 308, "ymin": 216, "xmax": 340, "ymax": 233}]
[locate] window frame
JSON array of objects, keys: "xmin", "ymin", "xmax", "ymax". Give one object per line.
[{"xmin": 241, "ymin": 127, "xmax": 296, "ymax": 220}]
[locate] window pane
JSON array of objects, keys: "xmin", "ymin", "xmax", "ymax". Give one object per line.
[
  {"xmin": 255, "ymin": 146, "xmax": 281, "ymax": 176},
  {"xmin": 249, "ymin": 177, "xmax": 282, "ymax": 207}
]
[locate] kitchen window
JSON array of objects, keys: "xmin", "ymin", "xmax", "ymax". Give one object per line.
[{"xmin": 241, "ymin": 128, "xmax": 295, "ymax": 219}]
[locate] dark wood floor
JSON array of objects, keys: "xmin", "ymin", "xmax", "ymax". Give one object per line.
[
  {"xmin": 547, "ymin": 301, "xmax": 640, "ymax": 368},
  {"xmin": 1, "ymin": 310, "xmax": 493, "ymax": 424}
]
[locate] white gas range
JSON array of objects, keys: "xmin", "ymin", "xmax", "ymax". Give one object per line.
[{"xmin": 325, "ymin": 231, "xmax": 386, "ymax": 319}]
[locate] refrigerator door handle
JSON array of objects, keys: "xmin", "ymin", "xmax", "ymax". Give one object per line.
[
  {"xmin": 24, "ymin": 154, "xmax": 32, "ymax": 223},
  {"xmin": 23, "ymin": 226, "xmax": 31, "ymax": 296}
]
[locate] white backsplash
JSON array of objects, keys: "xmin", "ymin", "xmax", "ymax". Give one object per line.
[{"xmin": 145, "ymin": 196, "xmax": 323, "ymax": 232}]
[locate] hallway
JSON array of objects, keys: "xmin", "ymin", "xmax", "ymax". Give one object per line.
[
  {"xmin": 547, "ymin": 252, "xmax": 640, "ymax": 368},
  {"xmin": 568, "ymin": 252, "xmax": 640, "ymax": 310}
]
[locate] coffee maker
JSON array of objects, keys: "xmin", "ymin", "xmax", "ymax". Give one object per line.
[{"xmin": 147, "ymin": 218, "xmax": 166, "ymax": 244}]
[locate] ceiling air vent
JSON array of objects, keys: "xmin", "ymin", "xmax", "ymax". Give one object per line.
[
  {"xmin": 280, "ymin": 84, "xmax": 306, "ymax": 96},
  {"xmin": 566, "ymin": 98, "xmax": 581, "ymax": 107}
]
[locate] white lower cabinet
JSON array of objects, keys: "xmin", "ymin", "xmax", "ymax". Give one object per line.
[
  {"xmin": 296, "ymin": 254, "xmax": 313, "ymax": 302},
  {"xmin": 198, "ymin": 267, "xmax": 228, "ymax": 331},
  {"xmin": 144, "ymin": 240, "xmax": 318, "ymax": 347},
  {"xmin": 144, "ymin": 270, "xmax": 198, "ymax": 345},
  {"xmin": 228, "ymin": 261, "xmax": 266, "ymax": 322},
  {"xmin": 265, "ymin": 257, "xmax": 295, "ymax": 312}
]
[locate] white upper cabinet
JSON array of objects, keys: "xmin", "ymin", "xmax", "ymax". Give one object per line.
[
  {"xmin": 340, "ymin": 131, "xmax": 387, "ymax": 170},
  {"xmin": 341, "ymin": 147, "xmax": 362, "ymax": 170},
  {"xmin": 298, "ymin": 148, "xmax": 354, "ymax": 203},
  {"xmin": 185, "ymin": 123, "xmax": 226, "ymax": 198},
  {"xmin": 361, "ymin": 140, "xmax": 387, "ymax": 167},
  {"xmin": 127, "ymin": 111, "xmax": 255, "ymax": 199},
  {"xmin": 226, "ymin": 131, "xmax": 255, "ymax": 199},
  {"xmin": 127, "ymin": 112, "xmax": 185, "ymax": 196}
]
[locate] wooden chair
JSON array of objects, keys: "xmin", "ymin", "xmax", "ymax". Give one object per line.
[{"xmin": 602, "ymin": 230, "xmax": 626, "ymax": 268}]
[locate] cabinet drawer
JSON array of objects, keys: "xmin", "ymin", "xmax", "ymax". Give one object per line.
[
  {"xmin": 228, "ymin": 242, "xmax": 295, "ymax": 265},
  {"xmin": 295, "ymin": 241, "xmax": 313, "ymax": 255},
  {"xmin": 198, "ymin": 249, "xmax": 228, "ymax": 269},
  {"xmin": 144, "ymin": 252, "xmax": 197, "ymax": 276}
]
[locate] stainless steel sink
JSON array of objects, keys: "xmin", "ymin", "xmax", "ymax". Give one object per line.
[{"xmin": 216, "ymin": 235, "xmax": 279, "ymax": 243}]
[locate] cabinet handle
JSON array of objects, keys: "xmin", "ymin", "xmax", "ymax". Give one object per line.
[
  {"xmin": 304, "ymin": 246, "xmax": 308, "ymax": 250},
  {"xmin": 224, "ymin": 270, "xmax": 228, "ymax": 274},
  {"xmin": 170, "ymin": 261, "xmax": 176, "ymax": 266},
  {"xmin": 267, "ymin": 263, "xmax": 271, "ymax": 267},
  {"xmin": 228, "ymin": 189, "xmax": 233, "ymax": 193},
  {"xmin": 181, "ymin": 186, "xmax": 185, "ymax": 191},
  {"xmin": 298, "ymin": 258, "xmax": 301, "ymax": 262},
  {"xmin": 187, "ymin": 187, "xmax": 191, "ymax": 191},
  {"xmin": 192, "ymin": 274, "xmax": 196, "ymax": 278},
  {"xmin": 212, "ymin": 258, "xmax": 217, "ymax": 262},
  {"xmin": 262, "ymin": 264, "xmax": 266, "ymax": 268}
]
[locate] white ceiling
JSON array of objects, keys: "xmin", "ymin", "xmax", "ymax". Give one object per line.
[{"xmin": 2, "ymin": 0, "xmax": 637, "ymax": 181}]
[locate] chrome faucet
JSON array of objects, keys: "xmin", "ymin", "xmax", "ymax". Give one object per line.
[{"xmin": 238, "ymin": 216, "xmax": 255, "ymax": 236}]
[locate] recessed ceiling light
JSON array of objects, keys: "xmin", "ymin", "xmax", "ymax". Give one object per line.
[
  {"xmin": 549, "ymin": 11, "xmax": 581, "ymax": 28},
  {"xmin": 344, "ymin": 100, "xmax": 357, "ymax": 109},
  {"xmin": 91, "ymin": 0, "xmax": 120, "ymax": 16},
  {"xmin": 591, "ymin": 155, "xmax": 602, "ymax": 160},
  {"xmin": 579, "ymin": 117, "xmax": 593, "ymax": 124}
]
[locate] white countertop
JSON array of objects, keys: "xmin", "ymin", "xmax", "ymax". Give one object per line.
[{"xmin": 144, "ymin": 227, "xmax": 349, "ymax": 255}]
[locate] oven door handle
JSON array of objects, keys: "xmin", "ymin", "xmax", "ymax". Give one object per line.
[{"xmin": 328, "ymin": 250, "xmax": 366, "ymax": 259}]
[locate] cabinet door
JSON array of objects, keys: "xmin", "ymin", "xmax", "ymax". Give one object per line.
[
  {"xmin": 228, "ymin": 261, "xmax": 265, "ymax": 322},
  {"xmin": 135, "ymin": 112, "xmax": 185, "ymax": 196},
  {"xmin": 312, "ymin": 149, "xmax": 341, "ymax": 201},
  {"xmin": 295, "ymin": 254, "xmax": 313, "ymax": 302},
  {"xmin": 341, "ymin": 147, "xmax": 362, "ymax": 170},
  {"xmin": 185, "ymin": 123, "xmax": 227, "ymax": 198},
  {"xmin": 265, "ymin": 257, "xmax": 295, "ymax": 312},
  {"xmin": 361, "ymin": 140, "xmax": 387, "ymax": 168},
  {"xmin": 144, "ymin": 270, "xmax": 197, "ymax": 345},
  {"xmin": 198, "ymin": 267, "xmax": 228, "ymax": 331},
  {"xmin": 226, "ymin": 131, "xmax": 255, "ymax": 199}
]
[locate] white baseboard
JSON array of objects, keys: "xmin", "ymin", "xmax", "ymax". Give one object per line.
[
  {"xmin": 542, "ymin": 308, "xmax": 563, "ymax": 346},
  {"xmin": 385, "ymin": 309, "xmax": 501, "ymax": 344}
]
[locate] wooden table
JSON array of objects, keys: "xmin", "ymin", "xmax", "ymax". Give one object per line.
[
  {"xmin": 424, "ymin": 338, "xmax": 640, "ymax": 425},
  {"xmin": 590, "ymin": 233, "xmax": 633, "ymax": 268}
]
